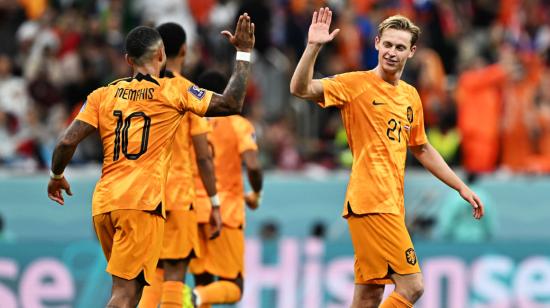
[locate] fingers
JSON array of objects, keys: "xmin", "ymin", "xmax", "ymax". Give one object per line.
[
  {"xmin": 326, "ymin": 9, "xmax": 333, "ymax": 25},
  {"xmin": 329, "ymin": 29, "xmax": 340, "ymax": 40},
  {"xmin": 65, "ymin": 185, "xmax": 73, "ymax": 196},
  {"xmin": 48, "ymin": 192, "xmax": 64, "ymax": 205},
  {"xmin": 312, "ymin": 11, "xmax": 318, "ymax": 24},
  {"xmin": 220, "ymin": 30, "xmax": 233, "ymax": 40},
  {"xmin": 236, "ymin": 14, "xmax": 244, "ymax": 34},
  {"xmin": 251, "ymin": 22, "xmax": 255, "ymax": 35},
  {"xmin": 209, "ymin": 225, "xmax": 221, "ymax": 240},
  {"xmin": 321, "ymin": 7, "xmax": 329, "ymax": 23}
]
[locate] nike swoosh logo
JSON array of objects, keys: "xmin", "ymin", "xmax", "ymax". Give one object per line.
[{"xmin": 372, "ymin": 100, "xmax": 386, "ymax": 106}]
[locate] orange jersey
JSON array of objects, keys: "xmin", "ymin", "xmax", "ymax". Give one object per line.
[
  {"xmin": 165, "ymin": 71, "xmax": 211, "ymax": 211},
  {"xmin": 194, "ymin": 116, "xmax": 258, "ymax": 227},
  {"xmin": 76, "ymin": 73, "xmax": 213, "ymax": 217},
  {"xmin": 320, "ymin": 70, "xmax": 427, "ymax": 216}
]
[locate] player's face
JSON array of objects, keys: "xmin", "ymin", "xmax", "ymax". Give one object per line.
[{"xmin": 375, "ymin": 29, "xmax": 416, "ymax": 74}]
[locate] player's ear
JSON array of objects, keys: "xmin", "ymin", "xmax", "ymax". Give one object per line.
[
  {"xmin": 125, "ymin": 54, "xmax": 134, "ymax": 66},
  {"xmin": 179, "ymin": 44, "xmax": 187, "ymax": 58},
  {"xmin": 408, "ymin": 45, "xmax": 417, "ymax": 58},
  {"xmin": 374, "ymin": 36, "xmax": 380, "ymax": 51}
]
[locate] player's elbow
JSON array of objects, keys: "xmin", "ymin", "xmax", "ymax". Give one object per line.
[{"xmin": 289, "ymin": 82, "xmax": 306, "ymax": 98}]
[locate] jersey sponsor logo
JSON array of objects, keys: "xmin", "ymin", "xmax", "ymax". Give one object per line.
[
  {"xmin": 188, "ymin": 85, "xmax": 206, "ymax": 100},
  {"xmin": 407, "ymin": 106, "xmax": 413, "ymax": 123},
  {"xmin": 372, "ymin": 100, "xmax": 386, "ymax": 106},
  {"xmin": 405, "ymin": 248, "xmax": 417, "ymax": 265}
]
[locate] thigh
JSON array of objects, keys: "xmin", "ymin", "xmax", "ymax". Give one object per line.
[
  {"xmin": 189, "ymin": 223, "xmax": 210, "ymax": 275},
  {"xmin": 108, "ymin": 210, "xmax": 164, "ymax": 285},
  {"xmin": 161, "ymin": 209, "xmax": 200, "ymax": 260},
  {"xmin": 93, "ymin": 213, "xmax": 115, "ymax": 261},
  {"xmin": 348, "ymin": 213, "xmax": 420, "ymax": 285}
]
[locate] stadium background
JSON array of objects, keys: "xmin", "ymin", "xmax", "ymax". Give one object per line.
[{"xmin": 0, "ymin": 0, "xmax": 549, "ymax": 307}]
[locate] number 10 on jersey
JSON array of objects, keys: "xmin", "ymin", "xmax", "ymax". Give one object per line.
[{"xmin": 112, "ymin": 110, "xmax": 151, "ymax": 161}]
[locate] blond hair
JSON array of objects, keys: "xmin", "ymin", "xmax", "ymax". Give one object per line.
[{"xmin": 377, "ymin": 15, "xmax": 421, "ymax": 46}]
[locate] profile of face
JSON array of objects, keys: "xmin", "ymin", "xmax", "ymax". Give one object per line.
[{"xmin": 375, "ymin": 28, "xmax": 416, "ymax": 75}]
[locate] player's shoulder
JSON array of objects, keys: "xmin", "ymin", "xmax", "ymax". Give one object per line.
[
  {"xmin": 229, "ymin": 115, "xmax": 253, "ymax": 129},
  {"xmin": 398, "ymin": 80, "xmax": 420, "ymax": 98},
  {"xmin": 325, "ymin": 70, "xmax": 369, "ymax": 82}
]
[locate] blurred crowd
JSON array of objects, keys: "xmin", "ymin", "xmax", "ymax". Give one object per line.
[{"xmin": 0, "ymin": 0, "xmax": 549, "ymax": 174}]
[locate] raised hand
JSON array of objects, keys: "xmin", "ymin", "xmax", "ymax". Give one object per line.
[
  {"xmin": 222, "ymin": 13, "xmax": 255, "ymax": 52},
  {"xmin": 308, "ymin": 7, "xmax": 340, "ymax": 45}
]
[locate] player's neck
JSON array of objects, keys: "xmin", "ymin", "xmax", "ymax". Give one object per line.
[
  {"xmin": 166, "ymin": 57, "xmax": 184, "ymax": 75},
  {"xmin": 373, "ymin": 65, "xmax": 402, "ymax": 86},
  {"xmin": 133, "ymin": 63, "xmax": 160, "ymax": 78}
]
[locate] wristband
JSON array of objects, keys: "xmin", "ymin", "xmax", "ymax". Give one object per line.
[
  {"xmin": 210, "ymin": 194, "xmax": 221, "ymax": 208},
  {"xmin": 236, "ymin": 51, "xmax": 251, "ymax": 62},
  {"xmin": 50, "ymin": 170, "xmax": 64, "ymax": 180}
]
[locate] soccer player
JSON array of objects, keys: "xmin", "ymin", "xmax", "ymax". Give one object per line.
[
  {"xmin": 47, "ymin": 14, "xmax": 255, "ymax": 307},
  {"xmin": 189, "ymin": 71, "xmax": 263, "ymax": 308},
  {"xmin": 290, "ymin": 8, "xmax": 484, "ymax": 308},
  {"xmin": 138, "ymin": 22, "xmax": 222, "ymax": 308}
]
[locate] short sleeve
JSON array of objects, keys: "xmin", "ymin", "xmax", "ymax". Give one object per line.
[
  {"xmin": 318, "ymin": 72, "xmax": 358, "ymax": 108},
  {"xmin": 179, "ymin": 82, "xmax": 213, "ymax": 116},
  {"xmin": 189, "ymin": 113, "xmax": 211, "ymax": 136},
  {"xmin": 75, "ymin": 88, "xmax": 102, "ymax": 128},
  {"xmin": 231, "ymin": 116, "xmax": 258, "ymax": 153},
  {"xmin": 408, "ymin": 87, "xmax": 428, "ymax": 146}
]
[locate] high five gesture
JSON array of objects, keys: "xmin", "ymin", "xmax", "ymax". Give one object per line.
[
  {"xmin": 222, "ymin": 13, "xmax": 255, "ymax": 52},
  {"xmin": 308, "ymin": 7, "xmax": 340, "ymax": 45}
]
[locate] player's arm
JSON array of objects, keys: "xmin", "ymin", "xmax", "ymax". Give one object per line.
[
  {"xmin": 242, "ymin": 149, "xmax": 263, "ymax": 210},
  {"xmin": 205, "ymin": 13, "xmax": 255, "ymax": 117},
  {"xmin": 290, "ymin": 7, "xmax": 339, "ymax": 102},
  {"xmin": 409, "ymin": 142, "xmax": 485, "ymax": 219},
  {"xmin": 192, "ymin": 133, "xmax": 222, "ymax": 239},
  {"xmin": 48, "ymin": 120, "xmax": 96, "ymax": 205}
]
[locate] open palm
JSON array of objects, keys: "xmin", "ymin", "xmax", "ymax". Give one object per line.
[{"xmin": 308, "ymin": 7, "xmax": 340, "ymax": 45}]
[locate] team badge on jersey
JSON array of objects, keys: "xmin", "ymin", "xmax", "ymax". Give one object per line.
[
  {"xmin": 407, "ymin": 106, "xmax": 413, "ymax": 123},
  {"xmin": 188, "ymin": 85, "xmax": 206, "ymax": 100},
  {"xmin": 405, "ymin": 248, "xmax": 417, "ymax": 265}
]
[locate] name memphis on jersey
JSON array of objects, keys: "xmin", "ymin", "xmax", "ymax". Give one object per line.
[{"xmin": 114, "ymin": 87, "xmax": 155, "ymax": 101}]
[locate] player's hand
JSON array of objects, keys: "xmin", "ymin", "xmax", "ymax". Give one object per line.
[
  {"xmin": 245, "ymin": 191, "xmax": 261, "ymax": 210},
  {"xmin": 209, "ymin": 207, "xmax": 222, "ymax": 240},
  {"xmin": 47, "ymin": 177, "xmax": 73, "ymax": 205},
  {"xmin": 222, "ymin": 13, "xmax": 255, "ymax": 52},
  {"xmin": 458, "ymin": 186, "xmax": 484, "ymax": 220},
  {"xmin": 308, "ymin": 7, "xmax": 340, "ymax": 45}
]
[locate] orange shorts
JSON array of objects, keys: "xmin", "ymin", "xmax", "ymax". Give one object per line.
[
  {"xmin": 161, "ymin": 209, "xmax": 200, "ymax": 260},
  {"xmin": 347, "ymin": 213, "xmax": 421, "ymax": 284},
  {"xmin": 93, "ymin": 209, "xmax": 164, "ymax": 285},
  {"xmin": 189, "ymin": 224, "xmax": 244, "ymax": 279}
]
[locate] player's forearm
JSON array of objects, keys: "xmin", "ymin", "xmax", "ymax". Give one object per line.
[
  {"xmin": 247, "ymin": 168, "xmax": 263, "ymax": 193},
  {"xmin": 51, "ymin": 120, "xmax": 95, "ymax": 174},
  {"xmin": 412, "ymin": 143, "xmax": 466, "ymax": 192},
  {"xmin": 51, "ymin": 142, "xmax": 77, "ymax": 175},
  {"xmin": 290, "ymin": 43, "xmax": 322, "ymax": 98},
  {"xmin": 207, "ymin": 60, "xmax": 250, "ymax": 116},
  {"xmin": 196, "ymin": 157, "xmax": 218, "ymax": 197}
]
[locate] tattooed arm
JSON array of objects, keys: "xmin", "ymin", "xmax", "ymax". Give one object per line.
[
  {"xmin": 48, "ymin": 120, "xmax": 96, "ymax": 205},
  {"xmin": 205, "ymin": 13, "xmax": 255, "ymax": 116}
]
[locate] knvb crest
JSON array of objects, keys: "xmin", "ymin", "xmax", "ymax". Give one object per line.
[{"xmin": 405, "ymin": 248, "xmax": 417, "ymax": 265}]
